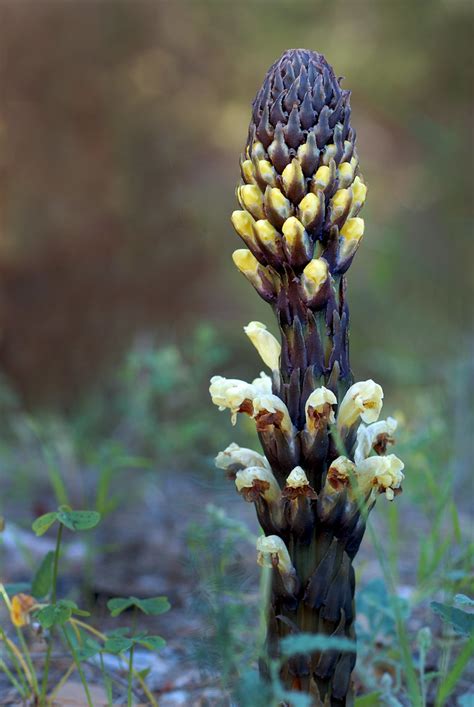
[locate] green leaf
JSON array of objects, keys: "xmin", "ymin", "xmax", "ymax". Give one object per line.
[
  {"xmin": 435, "ymin": 635, "xmax": 474, "ymax": 706},
  {"xmin": 36, "ymin": 601, "xmax": 73, "ymax": 629},
  {"xmin": 56, "ymin": 510, "xmax": 101, "ymax": 532},
  {"xmin": 135, "ymin": 635, "xmax": 166, "ymax": 651},
  {"xmin": 431, "ymin": 601, "xmax": 474, "ymax": 636},
  {"xmin": 107, "ymin": 595, "xmax": 170, "ymax": 617},
  {"xmin": 355, "ymin": 693, "xmax": 383, "ymax": 706},
  {"xmin": 135, "ymin": 597, "xmax": 170, "ymax": 616},
  {"xmin": 107, "ymin": 597, "xmax": 136, "ymax": 617},
  {"xmin": 104, "ymin": 635, "xmax": 134, "ymax": 654},
  {"xmin": 32, "ymin": 512, "xmax": 58, "ymax": 537},
  {"xmin": 32, "ymin": 552, "xmax": 54, "ymax": 599},
  {"xmin": 280, "ymin": 633, "xmax": 356, "ymax": 657}
]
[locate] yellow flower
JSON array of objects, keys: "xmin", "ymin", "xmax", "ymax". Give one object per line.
[
  {"xmin": 325, "ymin": 456, "xmax": 356, "ymax": 492},
  {"xmin": 305, "ymin": 386, "xmax": 337, "ymax": 431},
  {"xmin": 357, "ymin": 454, "xmax": 405, "ymax": 501},
  {"xmin": 215, "ymin": 443, "xmax": 270, "ymax": 473},
  {"xmin": 10, "ymin": 594, "xmax": 36, "ymax": 628},
  {"xmin": 209, "ymin": 375, "xmax": 258, "ymax": 425},
  {"xmin": 252, "ymin": 393, "xmax": 293, "ymax": 437},
  {"xmin": 285, "ymin": 466, "xmax": 310, "ymax": 489},
  {"xmin": 337, "ymin": 379, "xmax": 384, "ymax": 430},
  {"xmin": 244, "ymin": 321, "xmax": 281, "ymax": 371},
  {"xmin": 235, "ymin": 466, "xmax": 281, "ymax": 503},
  {"xmin": 354, "ymin": 417, "xmax": 397, "ymax": 465},
  {"xmin": 256, "ymin": 535, "xmax": 293, "ymax": 575}
]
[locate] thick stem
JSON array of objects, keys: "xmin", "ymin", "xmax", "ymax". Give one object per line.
[{"xmin": 267, "ymin": 526, "xmax": 359, "ymax": 705}]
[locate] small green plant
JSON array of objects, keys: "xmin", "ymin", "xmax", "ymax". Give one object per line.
[{"xmin": 0, "ymin": 506, "xmax": 170, "ymax": 706}]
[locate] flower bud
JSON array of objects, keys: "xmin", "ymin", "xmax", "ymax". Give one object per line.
[
  {"xmin": 253, "ymin": 219, "xmax": 282, "ymax": 258},
  {"xmin": 337, "ymin": 161, "xmax": 354, "ymax": 188},
  {"xmin": 235, "ymin": 466, "xmax": 281, "ymax": 503},
  {"xmin": 356, "ymin": 454, "xmax": 405, "ymax": 501},
  {"xmin": 337, "ymin": 379, "xmax": 384, "ymax": 430},
  {"xmin": 305, "ymin": 386, "xmax": 337, "ymax": 432},
  {"xmin": 330, "ymin": 188, "xmax": 352, "ymax": 224},
  {"xmin": 237, "ymin": 184, "xmax": 265, "ymax": 220},
  {"xmin": 232, "ymin": 249, "xmax": 276, "ymax": 301},
  {"xmin": 354, "ymin": 417, "xmax": 397, "ymax": 466},
  {"xmin": 310, "ymin": 165, "xmax": 331, "ymax": 192},
  {"xmin": 256, "ymin": 535, "xmax": 293, "ymax": 575},
  {"xmin": 339, "ymin": 217, "xmax": 364, "ymax": 262},
  {"xmin": 282, "ymin": 216, "xmax": 313, "ymax": 268},
  {"xmin": 256, "ymin": 159, "xmax": 277, "ymax": 187},
  {"xmin": 299, "ymin": 258, "xmax": 330, "ymax": 307},
  {"xmin": 215, "ymin": 443, "xmax": 270, "ymax": 475},
  {"xmin": 231, "ymin": 210, "xmax": 261, "ymax": 253},
  {"xmin": 244, "ymin": 321, "xmax": 281, "ymax": 371},
  {"xmin": 241, "ymin": 159, "xmax": 257, "ymax": 185},
  {"xmin": 298, "ymin": 192, "xmax": 323, "ymax": 232},
  {"xmin": 321, "ymin": 143, "xmax": 338, "ymax": 165},
  {"xmin": 263, "ymin": 187, "xmax": 292, "ymax": 229},
  {"xmin": 349, "ymin": 176, "xmax": 367, "ymax": 216},
  {"xmin": 281, "ymin": 158, "xmax": 306, "ymax": 204}
]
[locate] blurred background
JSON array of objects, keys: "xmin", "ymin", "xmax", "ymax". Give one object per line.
[{"xmin": 0, "ymin": 0, "xmax": 472, "ymax": 703}]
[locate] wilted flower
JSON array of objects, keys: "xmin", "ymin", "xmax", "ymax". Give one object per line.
[
  {"xmin": 354, "ymin": 416, "xmax": 397, "ymax": 465},
  {"xmin": 215, "ymin": 442, "xmax": 270, "ymax": 475},
  {"xmin": 256, "ymin": 535, "xmax": 293, "ymax": 575},
  {"xmin": 252, "ymin": 394, "xmax": 293, "ymax": 436},
  {"xmin": 235, "ymin": 466, "xmax": 281, "ymax": 503},
  {"xmin": 325, "ymin": 456, "xmax": 356, "ymax": 492},
  {"xmin": 356, "ymin": 454, "xmax": 405, "ymax": 501},
  {"xmin": 305, "ymin": 386, "xmax": 337, "ymax": 431},
  {"xmin": 244, "ymin": 321, "xmax": 281, "ymax": 371},
  {"xmin": 209, "ymin": 375, "xmax": 258, "ymax": 424},
  {"xmin": 10, "ymin": 594, "xmax": 37, "ymax": 628},
  {"xmin": 337, "ymin": 379, "xmax": 384, "ymax": 430},
  {"xmin": 286, "ymin": 466, "xmax": 310, "ymax": 488}
]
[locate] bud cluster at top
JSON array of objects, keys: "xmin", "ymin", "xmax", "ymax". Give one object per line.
[{"xmin": 231, "ymin": 49, "xmax": 367, "ymax": 306}]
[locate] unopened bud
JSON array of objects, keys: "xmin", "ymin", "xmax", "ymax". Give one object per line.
[
  {"xmin": 241, "ymin": 159, "xmax": 257, "ymax": 185},
  {"xmin": 264, "ymin": 187, "xmax": 292, "ymax": 228},
  {"xmin": 299, "ymin": 258, "xmax": 330, "ymax": 307},
  {"xmin": 281, "ymin": 158, "xmax": 306, "ymax": 204},
  {"xmin": 256, "ymin": 160, "xmax": 277, "ymax": 188},
  {"xmin": 282, "ymin": 216, "xmax": 312, "ymax": 268},
  {"xmin": 330, "ymin": 188, "xmax": 352, "ymax": 224},
  {"xmin": 350, "ymin": 176, "xmax": 367, "ymax": 216},
  {"xmin": 238, "ymin": 184, "xmax": 265, "ymax": 220},
  {"xmin": 311, "ymin": 165, "xmax": 331, "ymax": 192},
  {"xmin": 231, "ymin": 210, "xmax": 261, "ymax": 253},
  {"xmin": 298, "ymin": 192, "xmax": 323, "ymax": 231},
  {"xmin": 244, "ymin": 321, "xmax": 281, "ymax": 371},
  {"xmin": 339, "ymin": 217, "xmax": 364, "ymax": 261},
  {"xmin": 232, "ymin": 249, "xmax": 275, "ymax": 301},
  {"xmin": 337, "ymin": 161, "xmax": 354, "ymax": 189}
]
